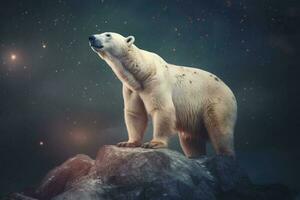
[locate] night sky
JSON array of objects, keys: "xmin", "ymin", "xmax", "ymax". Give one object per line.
[{"xmin": 0, "ymin": 0, "xmax": 299, "ymax": 196}]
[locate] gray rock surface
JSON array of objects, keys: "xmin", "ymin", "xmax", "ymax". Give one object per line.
[{"xmin": 3, "ymin": 145, "xmax": 295, "ymax": 200}]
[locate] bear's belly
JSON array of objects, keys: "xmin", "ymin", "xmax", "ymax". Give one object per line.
[
  {"xmin": 139, "ymin": 87, "xmax": 206, "ymax": 135},
  {"xmin": 173, "ymin": 100, "xmax": 206, "ymax": 135}
]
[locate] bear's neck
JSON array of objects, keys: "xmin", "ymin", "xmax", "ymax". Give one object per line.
[
  {"xmin": 121, "ymin": 46, "xmax": 155, "ymax": 82},
  {"xmin": 107, "ymin": 46, "xmax": 155, "ymax": 91}
]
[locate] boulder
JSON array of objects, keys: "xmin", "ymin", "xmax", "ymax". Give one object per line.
[{"xmin": 4, "ymin": 145, "xmax": 295, "ymax": 200}]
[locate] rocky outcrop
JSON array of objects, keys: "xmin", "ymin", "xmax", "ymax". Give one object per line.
[{"xmin": 4, "ymin": 145, "xmax": 295, "ymax": 200}]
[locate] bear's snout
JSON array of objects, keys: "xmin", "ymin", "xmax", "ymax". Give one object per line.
[
  {"xmin": 89, "ymin": 35, "xmax": 96, "ymax": 42},
  {"xmin": 89, "ymin": 35, "xmax": 103, "ymax": 49}
]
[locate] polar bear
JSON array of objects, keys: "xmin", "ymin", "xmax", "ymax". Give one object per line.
[{"xmin": 89, "ymin": 32, "xmax": 237, "ymax": 157}]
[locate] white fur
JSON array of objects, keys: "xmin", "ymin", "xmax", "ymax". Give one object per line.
[{"xmin": 90, "ymin": 32, "xmax": 237, "ymax": 157}]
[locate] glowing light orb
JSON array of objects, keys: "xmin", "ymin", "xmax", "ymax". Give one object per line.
[
  {"xmin": 42, "ymin": 44, "xmax": 47, "ymax": 48},
  {"xmin": 11, "ymin": 54, "xmax": 16, "ymax": 60},
  {"xmin": 39, "ymin": 141, "xmax": 44, "ymax": 146}
]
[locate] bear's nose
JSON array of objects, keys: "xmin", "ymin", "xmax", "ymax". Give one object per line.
[{"xmin": 89, "ymin": 35, "xmax": 96, "ymax": 42}]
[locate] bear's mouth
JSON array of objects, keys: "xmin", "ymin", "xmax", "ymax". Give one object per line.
[
  {"xmin": 89, "ymin": 40, "xmax": 104, "ymax": 50},
  {"xmin": 94, "ymin": 44, "xmax": 104, "ymax": 49},
  {"xmin": 91, "ymin": 45, "xmax": 104, "ymax": 53},
  {"xmin": 90, "ymin": 43, "xmax": 104, "ymax": 50}
]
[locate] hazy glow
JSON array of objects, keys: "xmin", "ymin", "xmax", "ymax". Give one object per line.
[{"xmin": 69, "ymin": 129, "xmax": 88, "ymax": 145}]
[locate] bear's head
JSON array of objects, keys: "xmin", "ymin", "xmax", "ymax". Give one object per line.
[{"xmin": 89, "ymin": 32, "xmax": 135, "ymax": 59}]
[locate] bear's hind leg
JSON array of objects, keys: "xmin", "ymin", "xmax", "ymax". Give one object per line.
[
  {"xmin": 204, "ymin": 102, "xmax": 236, "ymax": 156},
  {"xmin": 179, "ymin": 132, "xmax": 206, "ymax": 158}
]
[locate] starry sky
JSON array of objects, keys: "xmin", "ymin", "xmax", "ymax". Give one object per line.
[{"xmin": 0, "ymin": 0, "xmax": 299, "ymax": 196}]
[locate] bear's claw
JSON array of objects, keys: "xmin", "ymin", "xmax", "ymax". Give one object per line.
[
  {"xmin": 116, "ymin": 141, "xmax": 141, "ymax": 148},
  {"xmin": 141, "ymin": 141, "xmax": 167, "ymax": 149}
]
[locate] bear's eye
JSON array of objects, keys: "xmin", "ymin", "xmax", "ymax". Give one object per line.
[{"xmin": 105, "ymin": 34, "xmax": 111, "ymax": 37}]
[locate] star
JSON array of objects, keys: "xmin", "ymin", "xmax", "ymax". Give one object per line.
[{"xmin": 11, "ymin": 54, "xmax": 16, "ymax": 61}]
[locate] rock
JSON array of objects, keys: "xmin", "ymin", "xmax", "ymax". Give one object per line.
[
  {"xmin": 93, "ymin": 146, "xmax": 216, "ymax": 200},
  {"xmin": 35, "ymin": 154, "xmax": 94, "ymax": 200},
  {"xmin": 5, "ymin": 145, "xmax": 295, "ymax": 200},
  {"xmin": 3, "ymin": 193, "xmax": 38, "ymax": 200}
]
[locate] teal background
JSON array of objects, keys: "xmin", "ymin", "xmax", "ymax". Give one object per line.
[{"xmin": 0, "ymin": 0, "xmax": 299, "ymax": 195}]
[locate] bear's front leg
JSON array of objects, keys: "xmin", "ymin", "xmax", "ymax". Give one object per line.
[
  {"xmin": 117, "ymin": 86, "xmax": 148, "ymax": 148},
  {"xmin": 142, "ymin": 106, "xmax": 176, "ymax": 149}
]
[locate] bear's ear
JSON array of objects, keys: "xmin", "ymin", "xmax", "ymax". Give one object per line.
[{"xmin": 126, "ymin": 36, "xmax": 135, "ymax": 46}]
